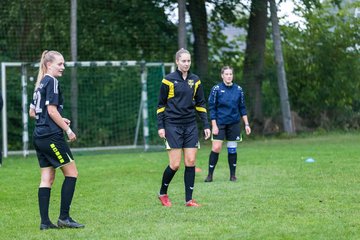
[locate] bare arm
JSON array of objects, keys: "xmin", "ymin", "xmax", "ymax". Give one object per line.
[
  {"xmin": 211, "ymin": 119, "xmax": 219, "ymax": 135},
  {"xmin": 47, "ymin": 105, "xmax": 76, "ymax": 142},
  {"xmin": 242, "ymin": 115, "xmax": 251, "ymax": 135}
]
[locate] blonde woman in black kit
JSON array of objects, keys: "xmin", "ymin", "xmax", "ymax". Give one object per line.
[{"xmin": 29, "ymin": 50, "xmax": 84, "ymax": 230}]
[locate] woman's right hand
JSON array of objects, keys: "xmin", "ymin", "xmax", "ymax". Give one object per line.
[
  {"xmin": 158, "ymin": 129, "xmax": 165, "ymax": 139},
  {"xmin": 67, "ymin": 131, "xmax": 77, "ymax": 142}
]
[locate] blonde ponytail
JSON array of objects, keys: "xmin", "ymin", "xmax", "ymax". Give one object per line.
[{"xmin": 34, "ymin": 50, "xmax": 62, "ymax": 89}]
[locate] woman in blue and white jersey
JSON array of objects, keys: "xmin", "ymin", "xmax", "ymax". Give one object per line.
[{"xmin": 205, "ymin": 66, "xmax": 251, "ymax": 182}]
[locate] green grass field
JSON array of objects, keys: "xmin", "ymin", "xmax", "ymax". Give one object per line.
[{"xmin": 1, "ymin": 132, "xmax": 359, "ymax": 240}]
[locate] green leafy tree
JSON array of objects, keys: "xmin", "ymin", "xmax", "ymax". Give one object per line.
[
  {"xmin": 0, "ymin": 0, "xmax": 177, "ymax": 62},
  {"xmin": 0, "ymin": 0, "xmax": 70, "ymax": 61},
  {"xmin": 282, "ymin": 1, "xmax": 360, "ymax": 129},
  {"xmin": 77, "ymin": 0, "xmax": 177, "ymax": 61}
]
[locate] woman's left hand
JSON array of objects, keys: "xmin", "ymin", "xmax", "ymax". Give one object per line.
[{"xmin": 204, "ymin": 128, "xmax": 211, "ymax": 140}]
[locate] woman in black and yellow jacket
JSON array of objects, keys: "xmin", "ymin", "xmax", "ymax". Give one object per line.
[{"xmin": 156, "ymin": 48, "xmax": 210, "ymax": 207}]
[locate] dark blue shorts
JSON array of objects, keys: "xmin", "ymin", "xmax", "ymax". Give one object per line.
[
  {"xmin": 33, "ymin": 132, "xmax": 74, "ymax": 169},
  {"xmin": 165, "ymin": 125, "xmax": 199, "ymax": 149},
  {"xmin": 212, "ymin": 122, "xmax": 242, "ymax": 142}
]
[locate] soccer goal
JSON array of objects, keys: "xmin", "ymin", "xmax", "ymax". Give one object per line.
[{"xmin": 1, "ymin": 61, "xmax": 175, "ymax": 157}]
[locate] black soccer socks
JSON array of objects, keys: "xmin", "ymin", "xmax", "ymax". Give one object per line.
[
  {"xmin": 184, "ymin": 166, "xmax": 195, "ymax": 202},
  {"xmin": 159, "ymin": 165, "xmax": 177, "ymax": 195},
  {"xmin": 208, "ymin": 151, "xmax": 219, "ymax": 176},
  {"xmin": 38, "ymin": 187, "xmax": 51, "ymax": 224},
  {"xmin": 59, "ymin": 176, "xmax": 77, "ymax": 220},
  {"xmin": 228, "ymin": 152, "xmax": 237, "ymax": 177}
]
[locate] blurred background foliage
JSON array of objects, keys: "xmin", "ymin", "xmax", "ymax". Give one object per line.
[{"xmin": 0, "ymin": 0, "xmax": 359, "ymax": 150}]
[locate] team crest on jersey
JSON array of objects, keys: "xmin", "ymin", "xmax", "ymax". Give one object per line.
[{"xmin": 188, "ymin": 79, "xmax": 194, "ymax": 88}]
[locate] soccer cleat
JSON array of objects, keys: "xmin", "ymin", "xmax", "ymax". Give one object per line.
[
  {"xmin": 204, "ymin": 175, "xmax": 213, "ymax": 182},
  {"xmin": 158, "ymin": 194, "xmax": 172, "ymax": 207},
  {"xmin": 230, "ymin": 176, "xmax": 237, "ymax": 182},
  {"xmin": 57, "ymin": 217, "xmax": 85, "ymax": 228},
  {"xmin": 40, "ymin": 222, "xmax": 59, "ymax": 230},
  {"xmin": 185, "ymin": 199, "xmax": 201, "ymax": 207}
]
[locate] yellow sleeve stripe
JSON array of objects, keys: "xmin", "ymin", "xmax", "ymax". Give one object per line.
[
  {"xmin": 193, "ymin": 80, "xmax": 201, "ymax": 99},
  {"xmin": 157, "ymin": 107, "xmax": 165, "ymax": 114},
  {"xmin": 196, "ymin": 106, "xmax": 207, "ymax": 113},
  {"xmin": 162, "ymin": 79, "xmax": 174, "ymax": 99}
]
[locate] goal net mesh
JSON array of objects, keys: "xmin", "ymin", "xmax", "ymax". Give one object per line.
[{"xmin": 3, "ymin": 62, "xmax": 171, "ymax": 153}]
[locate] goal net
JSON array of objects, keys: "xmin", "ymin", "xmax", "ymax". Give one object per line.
[{"xmin": 1, "ymin": 61, "xmax": 175, "ymax": 157}]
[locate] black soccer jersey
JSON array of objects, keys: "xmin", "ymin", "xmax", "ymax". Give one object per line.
[
  {"xmin": 30, "ymin": 75, "xmax": 64, "ymax": 138},
  {"xmin": 157, "ymin": 69, "xmax": 209, "ymax": 129}
]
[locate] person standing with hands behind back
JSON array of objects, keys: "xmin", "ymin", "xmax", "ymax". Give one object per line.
[
  {"xmin": 204, "ymin": 66, "xmax": 251, "ymax": 182},
  {"xmin": 157, "ymin": 48, "xmax": 211, "ymax": 207},
  {"xmin": 29, "ymin": 50, "xmax": 84, "ymax": 230}
]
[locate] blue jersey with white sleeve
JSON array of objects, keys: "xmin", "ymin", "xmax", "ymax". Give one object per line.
[
  {"xmin": 208, "ymin": 82, "xmax": 247, "ymax": 125},
  {"xmin": 30, "ymin": 75, "xmax": 64, "ymax": 138}
]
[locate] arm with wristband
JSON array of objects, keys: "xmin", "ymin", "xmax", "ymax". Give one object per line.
[{"xmin": 47, "ymin": 105, "xmax": 76, "ymax": 142}]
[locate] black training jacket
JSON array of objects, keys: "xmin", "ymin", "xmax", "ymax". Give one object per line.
[{"xmin": 157, "ymin": 69, "xmax": 209, "ymax": 130}]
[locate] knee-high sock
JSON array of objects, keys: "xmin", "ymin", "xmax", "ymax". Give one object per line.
[
  {"xmin": 59, "ymin": 177, "xmax": 77, "ymax": 220},
  {"xmin": 159, "ymin": 165, "xmax": 177, "ymax": 195},
  {"xmin": 228, "ymin": 153, "xmax": 237, "ymax": 176},
  {"xmin": 208, "ymin": 151, "xmax": 219, "ymax": 175},
  {"xmin": 38, "ymin": 187, "xmax": 51, "ymax": 224},
  {"xmin": 184, "ymin": 166, "xmax": 195, "ymax": 202}
]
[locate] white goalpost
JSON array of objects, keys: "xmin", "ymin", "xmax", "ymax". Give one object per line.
[{"xmin": 1, "ymin": 61, "xmax": 175, "ymax": 157}]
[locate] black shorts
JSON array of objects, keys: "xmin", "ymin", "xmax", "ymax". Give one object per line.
[
  {"xmin": 212, "ymin": 122, "xmax": 242, "ymax": 142},
  {"xmin": 33, "ymin": 132, "xmax": 74, "ymax": 169},
  {"xmin": 165, "ymin": 124, "xmax": 199, "ymax": 149}
]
